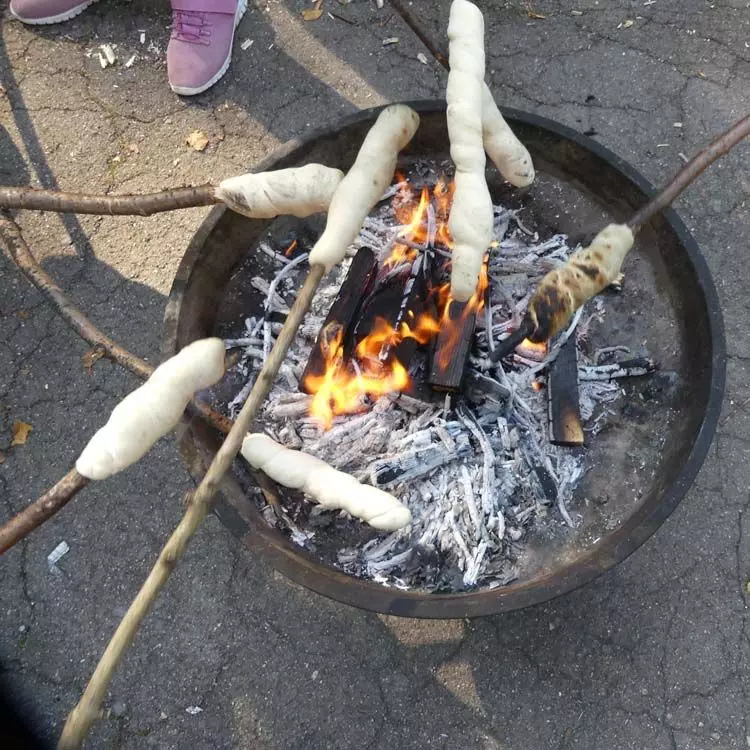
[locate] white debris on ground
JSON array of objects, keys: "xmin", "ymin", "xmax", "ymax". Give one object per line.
[{"xmin": 224, "ymin": 180, "xmax": 645, "ymax": 593}]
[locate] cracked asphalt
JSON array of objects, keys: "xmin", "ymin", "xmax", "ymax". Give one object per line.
[{"xmin": 1, "ymin": 0, "xmax": 749, "ymax": 748}]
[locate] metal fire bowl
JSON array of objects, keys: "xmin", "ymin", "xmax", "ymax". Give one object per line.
[{"xmin": 164, "ymin": 102, "xmax": 725, "ymax": 619}]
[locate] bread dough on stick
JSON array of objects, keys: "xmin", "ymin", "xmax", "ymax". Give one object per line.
[
  {"xmin": 214, "ymin": 164, "xmax": 344, "ymax": 219},
  {"xmin": 446, "ymin": 0, "xmax": 494, "ymax": 302},
  {"xmin": 308, "ymin": 104, "xmax": 420, "ymax": 272},
  {"xmin": 76, "ymin": 339, "xmax": 226, "ymax": 480},
  {"xmin": 241, "ymin": 433, "xmax": 411, "ymax": 531},
  {"xmin": 482, "ymin": 84, "xmax": 535, "ymax": 187},
  {"xmin": 528, "ymin": 224, "xmax": 634, "ymax": 341}
]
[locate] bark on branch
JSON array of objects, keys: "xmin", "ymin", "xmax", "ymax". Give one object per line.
[
  {"xmin": 0, "ymin": 214, "xmax": 242, "ymax": 552},
  {"xmin": 58, "ymin": 264, "xmax": 326, "ymax": 750},
  {"xmin": 0, "ymin": 185, "xmax": 218, "ymax": 216}
]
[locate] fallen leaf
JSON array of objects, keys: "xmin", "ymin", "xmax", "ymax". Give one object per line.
[
  {"xmin": 186, "ymin": 130, "xmax": 209, "ymax": 151},
  {"xmin": 621, "ymin": 19, "xmax": 634, "ymax": 28},
  {"xmin": 697, "ymin": 70, "xmax": 707, "ymax": 78},
  {"xmin": 82, "ymin": 345, "xmax": 106, "ymax": 372},
  {"xmin": 0, "ymin": 450, "xmax": 5, "ymax": 464},
  {"xmin": 11, "ymin": 421, "xmax": 32, "ymax": 447},
  {"xmin": 527, "ymin": 10, "xmax": 546, "ymax": 19},
  {"xmin": 382, "ymin": 37, "xmax": 400, "ymax": 46},
  {"xmin": 301, "ymin": 8, "xmax": 323, "ymax": 20}
]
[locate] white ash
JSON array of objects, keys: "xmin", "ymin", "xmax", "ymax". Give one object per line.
[{"xmin": 224, "ymin": 195, "xmax": 651, "ymax": 593}]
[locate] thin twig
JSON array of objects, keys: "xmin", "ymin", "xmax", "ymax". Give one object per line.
[
  {"xmin": 0, "ymin": 185, "xmax": 218, "ymax": 216},
  {"xmin": 0, "ymin": 214, "xmax": 153, "ymax": 380},
  {"xmin": 0, "ymin": 470, "xmax": 89, "ymax": 555},
  {"xmin": 0, "ymin": 214, "xmax": 272, "ymax": 552},
  {"xmin": 628, "ymin": 113, "xmax": 750, "ymax": 231},
  {"xmin": 389, "ymin": 0, "xmax": 449, "ymax": 69},
  {"xmin": 58, "ymin": 264, "xmax": 326, "ymax": 750}
]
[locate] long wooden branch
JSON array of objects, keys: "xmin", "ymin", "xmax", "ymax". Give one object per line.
[
  {"xmin": 0, "ymin": 214, "xmax": 247, "ymax": 551},
  {"xmin": 58, "ymin": 264, "xmax": 326, "ymax": 750},
  {"xmin": 0, "ymin": 215, "xmax": 153, "ymax": 379},
  {"xmin": 628, "ymin": 113, "xmax": 750, "ymax": 231},
  {"xmin": 0, "ymin": 185, "xmax": 218, "ymax": 216},
  {"xmin": 489, "ymin": 111, "xmax": 750, "ymax": 358},
  {"xmin": 0, "ymin": 470, "xmax": 89, "ymax": 554},
  {"xmin": 389, "ymin": 0, "xmax": 449, "ymax": 70}
]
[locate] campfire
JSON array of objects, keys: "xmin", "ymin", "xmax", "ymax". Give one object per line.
[{"xmin": 223, "ymin": 164, "xmax": 659, "ymax": 592}]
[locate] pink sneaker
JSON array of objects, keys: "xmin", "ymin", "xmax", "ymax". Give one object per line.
[
  {"xmin": 167, "ymin": 0, "xmax": 247, "ymax": 96},
  {"xmin": 9, "ymin": 0, "xmax": 99, "ymax": 24}
]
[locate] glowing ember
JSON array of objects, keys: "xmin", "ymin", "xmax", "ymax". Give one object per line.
[
  {"xmin": 284, "ymin": 239, "xmax": 298, "ymax": 257},
  {"xmin": 516, "ymin": 337, "xmax": 549, "ymax": 361}
]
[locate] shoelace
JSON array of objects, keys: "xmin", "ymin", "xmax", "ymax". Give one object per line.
[{"xmin": 171, "ymin": 10, "xmax": 213, "ymax": 44}]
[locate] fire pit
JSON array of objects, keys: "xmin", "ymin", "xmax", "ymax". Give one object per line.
[{"xmin": 164, "ymin": 102, "xmax": 724, "ymax": 618}]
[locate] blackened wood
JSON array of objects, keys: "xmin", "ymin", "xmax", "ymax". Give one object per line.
[
  {"xmin": 488, "ymin": 315, "xmax": 535, "ymax": 362},
  {"xmin": 548, "ymin": 336, "xmax": 584, "ymax": 446},
  {"xmin": 429, "ymin": 299, "xmax": 476, "ymax": 392},
  {"xmin": 392, "ymin": 253, "xmax": 433, "ymax": 369},
  {"xmin": 301, "ymin": 247, "xmax": 377, "ymax": 390}
]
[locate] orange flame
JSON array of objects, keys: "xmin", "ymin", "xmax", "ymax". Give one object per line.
[
  {"xmin": 304, "ymin": 175, "xmax": 489, "ymax": 430},
  {"xmin": 384, "ymin": 185, "xmax": 431, "ymax": 269},
  {"xmin": 436, "ymin": 257, "xmax": 489, "ymax": 370},
  {"xmin": 516, "ymin": 337, "xmax": 549, "ymax": 361}
]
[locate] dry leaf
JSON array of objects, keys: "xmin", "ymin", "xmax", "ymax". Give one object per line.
[
  {"xmin": 621, "ymin": 19, "xmax": 634, "ymax": 28},
  {"xmin": 186, "ymin": 130, "xmax": 209, "ymax": 151},
  {"xmin": 382, "ymin": 37, "xmax": 400, "ymax": 46},
  {"xmin": 0, "ymin": 450, "xmax": 5, "ymax": 464},
  {"xmin": 11, "ymin": 421, "xmax": 32, "ymax": 447},
  {"xmin": 82, "ymin": 345, "xmax": 106, "ymax": 372},
  {"xmin": 527, "ymin": 10, "xmax": 546, "ymax": 19},
  {"xmin": 301, "ymin": 8, "xmax": 323, "ymax": 20}
]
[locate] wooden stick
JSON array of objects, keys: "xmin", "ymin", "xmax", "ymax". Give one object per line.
[
  {"xmin": 58, "ymin": 264, "xmax": 326, "ymax": 750},
  {"xmin": 0, "ymin": 470, "xmax": 89, "ymax": 555},
  {"xmin": 389, "ymin": 0, "xmax": 449, "ymax": 70},
  {"xmin": 519, "ymin": 112, "xmax": 750, "ymax": 344},
  {"xmin": 0, "ymin": 185, "xmax": 218, "ymax": 216},
  {"xmin": 0, "ymin": 213, "xmax": 231, "ymax": 430},
  {"xmin": 628, "ymin": 113, "xmax": 750, "ymax": 231},
  {"xmin": 0, "ymin": 214, "xmax": 248, "ymax": 551},
  {"xmin": 0, "ymin": 214, "xmax": 153, "ymax": 380}
]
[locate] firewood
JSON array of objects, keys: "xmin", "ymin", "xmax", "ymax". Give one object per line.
[
  {"xmin": 301, "ymin": 246, "xmax": 378, "ymax": 390},
  {"xmin": 547, "ymin": 336, "xmax": 584, "ymax": 447},
  {"xmin": 428, "ymin": 298, "xmax": 476, "ymax": 392}
]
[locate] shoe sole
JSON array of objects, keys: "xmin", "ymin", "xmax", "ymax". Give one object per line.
[
  {"xmin": 170, "ymin": 0, "xmax": 248, "ymax": 96},
  {"xmin": 10, "ymin": 0, "xmax": 100, "ymax": 24}
]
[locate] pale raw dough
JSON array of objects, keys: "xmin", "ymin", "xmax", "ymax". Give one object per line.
[
  {"xmin": 241, "ymin": 433, "xmax": 412, "ymax": 531},
  {"xmin": 482, "ymin": 84, "xmax": 535, "ymax": 187},
  {"xmin": 76, "ymin": 339, "xmax": 226, "ymax": 480},
  {"xmin": 308, "ymin": 104, "xmax": 420, "ymax": 271},
  {"xmin": 215, "ymin": 164, "xmax": 344, "ymax": 219},
  {"xmin": 446, "ymin": 0, "xmax": 494, "ymax": 302}
]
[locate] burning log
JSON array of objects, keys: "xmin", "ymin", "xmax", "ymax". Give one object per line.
[
  {"xmin": 301, "ymin": 246, "xmax": 378, "ymax": 390},
  {"xmin": 429, "ymin": 256, "xmax": 489, "ymax": 393},
  {"xmin": 547, "ymin": 336, "xmax": 584, "ymax": 447},
  {"xmin": 429, "ymin": 299, "xmax": 476, "ymax": 392}
]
